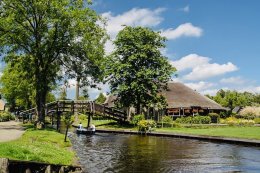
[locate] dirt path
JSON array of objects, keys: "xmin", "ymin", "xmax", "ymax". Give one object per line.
[{"xmin": 0, "ymin": 121, "xmax": 25, "ymax": 142}]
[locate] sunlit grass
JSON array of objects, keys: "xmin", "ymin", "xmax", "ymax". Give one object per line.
[
  {"xmin": 157, "ymin": 126, "xmax": 260, "ymax": 140},
  {"xmin": 0, "ymin": 125, "xmax": 75, "ymax": 165}
]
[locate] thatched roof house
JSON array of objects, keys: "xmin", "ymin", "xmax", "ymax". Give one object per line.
[
  {"xmin": 104, "ymin": 82, "xmax": 226, "ymax": 116},
  {"xmin": 162, "ymin": 83, "xmax": 225, "ymax": 116}
]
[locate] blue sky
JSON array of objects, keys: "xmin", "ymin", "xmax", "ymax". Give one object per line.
[
  {"xmin": 79, "ymin": 0, "xmax": 260, "ymax": 98},
  {"xmin": 1, "ymin": 0, "xmax": 260, "ymax": 100}
]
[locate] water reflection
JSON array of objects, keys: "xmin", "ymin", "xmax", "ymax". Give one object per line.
[{"xmin": 69, "ymin": 133, "xmax": 260, "ymax": 173}]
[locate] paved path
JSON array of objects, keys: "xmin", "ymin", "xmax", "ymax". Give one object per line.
[{"xmin": 0, "ymin": 121, "xmax": 25, "ymax": 142}]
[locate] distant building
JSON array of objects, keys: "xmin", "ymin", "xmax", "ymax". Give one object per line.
[
  {"xmin": 104, "ymin": 82, "xmax": 226, "ymax": 116},
  {"xmin": 0, "ymin": 99, "xmax": 5, "ymax": 111}
]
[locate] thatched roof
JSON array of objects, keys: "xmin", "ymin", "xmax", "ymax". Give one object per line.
[
  {"xmin": 161, "ymin": 82, "xmax": 225, "ymax": 110},
  {"xmin": 104, "ymin": 82, "xmax": 225, "ymax": 110},
  {"xmin": 104, "ymin": 95, "xmax": 117, "ymax": 107}
]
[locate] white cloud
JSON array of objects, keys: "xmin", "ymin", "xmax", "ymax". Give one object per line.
[
  {"xmin": 179, "ymin": 5, "xmax": 190, "ymax": 13},
  {"xmin": 102, "ymin": 8, "xmax": 165, "ymax": 39},
  {"xmin": 220, "ymin": 76, "xmax": 246, "ymax": 85},
  {"xmin": 185, "ymin": 81, "xmax": 215, "ymax": 91},
  {"xmin": 102, "ymin": 8, "xmax": 203, "ymax": 53},
  {"xmin": 201, "ymin": 89, "xmax": 219, "ymax": 96},
  {"xmin": 171, "ymin": 54, "xmax": 238, "ymax": 80},
  {"xmin": 161, "ymin": 23, "xmax": 202, "ymax": 40},
  {"xmin": 184, "ymin": 62, "xmax": 238, "ymax": 80},
  {"xmin": 170, "ymin": 54, "xmax": 209, "ymax": 71}
]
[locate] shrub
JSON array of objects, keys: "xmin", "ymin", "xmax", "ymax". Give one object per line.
[
  {"xmin": 162, "ymin": 116, "xmax": 173, "ymax": 123},
  {"xmin": 0, "ymin": 112, "xmax": 15, "ymax": 122},
  {"xmin": 223, "ymin": 117, "xmax": 255, "ymax": 126},
  {"xmin": 175, "ymin": 116, "xmax": 211, "ymax": 124},
  {"xmin": 209, "ymin": 113, "xmax": 220, "ymax": 123},
  {"xmin": 239, "ymin": 106, "xmax": 260, "ymax": 119},
  {"xmin": 131, "ymin": 114, "xmax": 145, "ymax": 126},
  {"xmin": 137, "ymin": 120, "xmax": 156, "ymax": 132},
  {"xmin": 254, "ymin": 118, "xmax": 260, "ymax": 124},
  {"xmin": 219, "ymin": 111, "xmax": 229, "ymax": 119}
]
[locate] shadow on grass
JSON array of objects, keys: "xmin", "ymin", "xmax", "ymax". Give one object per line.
[{"xmin": 22, "ymin": 123, "xmax": 57, "ymax": 132}]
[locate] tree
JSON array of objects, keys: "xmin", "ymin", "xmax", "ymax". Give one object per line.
[
  {"xmin": 0, "ymin": 0, "xmax": 106, "ymax": 128},
  {"xmin": 0, "ymin": 62, "xmax": 34, "ymax": 111},
  {"xmin": 213, "ymin": 89, "xmax": 255, "ymax": 110},
  {"xmin": 106, "ymin": 26, "xmax": 176, "ymax": 114},
  {"xmin": 95, "ymin": 93, "xmax": 106, "ymax": 104}
]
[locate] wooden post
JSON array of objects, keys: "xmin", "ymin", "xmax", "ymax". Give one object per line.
[
  {"xmin": 45, "ymin": 165, "xmax": 51, "ymax": 173},
  {"xmin": 25, "ymin": 168, "xmax": 31, "ymax": 173},
  {"xmin": 87, "ymin": 112, "xmax": 91, "ymax": 128},
  {"xmin": 59, "ymin": 166, "xmax": 65, "ymax": 173},
  {"xmin": 0, "ymin": 158, "xmax": 9, "ymax": 173}
]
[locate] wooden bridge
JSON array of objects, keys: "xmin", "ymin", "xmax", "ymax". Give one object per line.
[{"xmin": 19, "ymin": 100, "xmax": 127, "ymax": 123}]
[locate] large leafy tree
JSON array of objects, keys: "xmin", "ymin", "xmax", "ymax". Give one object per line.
[
  {"xmin": 106, "ymin": 26, "xmax": 176, "ymax": 114},
  {"xmin": 0, "ymin": 0, "xmax": 106, "ymax": 127}
]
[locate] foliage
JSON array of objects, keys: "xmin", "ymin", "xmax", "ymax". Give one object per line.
[
  {"xmin": 62, "ymin": 112, "xmax": 74, "ymax": 142},
  {"xmin": 175, "ymin": 116, "xmax": 211, "ymax": 124},
  {"xmin": 208, "ymin": 113, "xmax": 220, "ymax": 123},
  {"xmin": 106, "ymin": 26, "xmax": 176, "ymax": 114},
  {"xmin": 0, "ymin": 111, "xmax": 15, "ymax": 122},
  {"xmin": 254, "ymin": 118, "xmax": 260, "ymax": 124},
  {"xmin": 0, "ymin": 0, "xmax": 107, "ymax": 126},
  {"xmin": 0, "ymin": 63, "xmax": 34, "ymax": 110},
  {"xmin": 58, "ymin": 86, "xmax": 67, "ymax": 100},
  {"xmin": 162, "ymin": 116, "xmax": 173, "ymax": 124},
  {"xmin": 221, "ymin": 117, "xmax": 255, "ymax": 126},
  {"xmin": 131, "ymin": 114, "xmax": 145, "ymax": 126},
  {"xmin": 212, "ymin": 89, "xmax": 258, "ymax": 110},
  {"xmin": 239, "ymin": 106, "xmax": 260, "ymax": 119},
  {"xmin": 137, "ymin": 120, "xmax": 156, "ymax": 132},
  {"xmin": 219, "ymin": 111, "xmax": 230, "ymax": 119},
  {"xmin": 0, "ymin": 126, "xmax": 75, "ymax": 165},
  {"xmin": 95, "ymin": 93, "xmax": 107, "ymax": 104}
]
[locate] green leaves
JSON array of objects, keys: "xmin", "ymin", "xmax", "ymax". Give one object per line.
[
  {"xmin": 0, "ymin": 0, "xmax": 107, "ymax": 124},
  {"xmin": 106, "ymin": 26, "xmax": 177, "ymax": 112}
]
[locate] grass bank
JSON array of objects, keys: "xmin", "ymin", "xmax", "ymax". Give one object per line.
[
  {"xmin": 157, "ymin": 126, "xmax": 260, "ymax": 140},
  {"xmin": 97, "ymin": 122, "xmax": 260, "ymax": 140},
  {"xmin": 0, "ymin": 124, "xmax": 75, "ymax": 165}
]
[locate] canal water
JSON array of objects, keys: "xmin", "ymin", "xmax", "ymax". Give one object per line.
[{"xmin": 69, "ymin": 133, "xmax": 260, "ymax": 173}]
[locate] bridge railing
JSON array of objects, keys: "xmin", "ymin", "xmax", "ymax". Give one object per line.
[{"xmin": 19, "ymin": 100, "xmax": 127, "ymax": 122}]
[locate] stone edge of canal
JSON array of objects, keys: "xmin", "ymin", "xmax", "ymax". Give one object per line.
[{"xmin": 95, "ymin": 129, "xmax": 260, "ymax": 147}]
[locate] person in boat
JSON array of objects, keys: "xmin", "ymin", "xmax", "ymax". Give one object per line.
[{"xmin": 78, "ymin": 122, "xmax": 83, "ymax": 130}]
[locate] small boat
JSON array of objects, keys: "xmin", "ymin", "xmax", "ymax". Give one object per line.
[{"xmin": 76, "ymin": 128, "xmax": 95, "ymax": 135}]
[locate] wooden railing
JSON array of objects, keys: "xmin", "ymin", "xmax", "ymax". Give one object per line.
[{"xmin": 19, "ymin": 100, "xmax": 127, "ymax": 122}]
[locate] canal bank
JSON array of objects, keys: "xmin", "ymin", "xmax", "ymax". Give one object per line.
[
  {"xmin": 95, "ymin": 129, "xmax": 260, "ymax": 147},
  {"xmin": 0, "ymin": 123, "xmax": 82, "ymax": 172}
]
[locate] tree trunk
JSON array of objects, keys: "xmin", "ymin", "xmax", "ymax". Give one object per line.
[
  {"xmin": 75, "ymin": 77, "xmax": 80, "ymax": 100},
  {"xmin": 136, "ymin": 95, "xmax": 141, "ymax": 114},
  {"xmin": 35, "ymin": 72, "xmax": 48, "ymax": 129},
  {"xmin": 64, "ymin": 125, "xmax": 69, "ymax": 142}
]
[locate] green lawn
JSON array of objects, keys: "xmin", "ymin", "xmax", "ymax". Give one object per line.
[
  {"xmin": 0, "ymin": 125, "xmax": 75, "ymax": 165},
  {"xmin": 156, "ymin": 126, "xmax": 260, "ymax": 140},
  {"xmin": 96, "ymin": 121, "xmax": 260, "ymax": 140}
]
